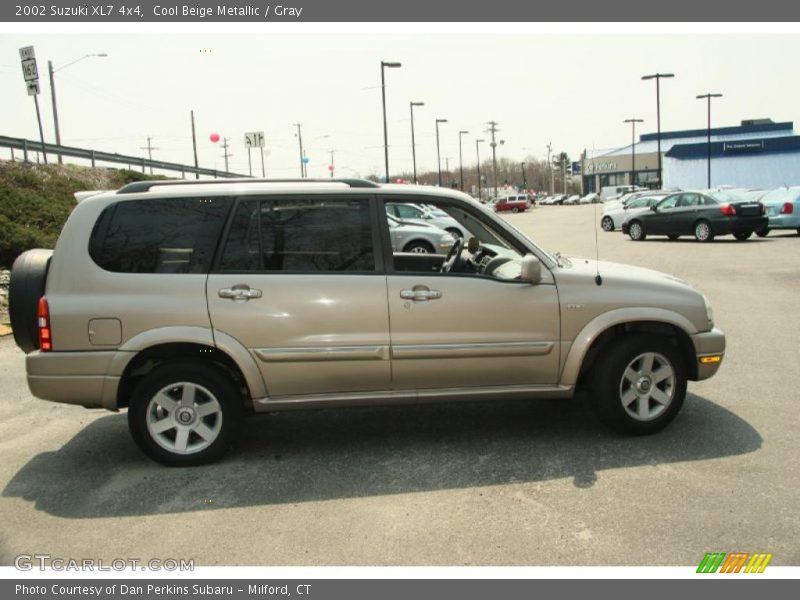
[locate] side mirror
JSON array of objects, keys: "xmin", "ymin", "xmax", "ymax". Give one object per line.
[
  {"xmin": 650, "ymin": 205, "xmax": 658, "ymax": 212},
  {"xmin": 520, "ymin": 254, "xmax": 542, "ymax": 284}
]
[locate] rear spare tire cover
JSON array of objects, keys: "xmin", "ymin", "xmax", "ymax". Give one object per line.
[{"xmin": 9, "ymin": 249, "xmax": 53, "ymax": 354}]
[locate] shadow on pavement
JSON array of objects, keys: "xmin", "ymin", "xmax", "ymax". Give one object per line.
[{"xmin": 3, "ymin": 393, "xmax": 761, "ymax": 518}]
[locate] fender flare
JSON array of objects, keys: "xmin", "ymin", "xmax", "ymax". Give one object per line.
[
  {"xmin": 111, "ymin": 326, "xmax": 267, "ymax": 399},
  {"xmin": 559, "ymin": 308, "xmax": 698, "ymax": 386}
]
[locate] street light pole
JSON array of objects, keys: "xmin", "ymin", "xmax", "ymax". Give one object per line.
[
  {"xmin": 435, "ymin": 118, "xmax": 447, "ymax": 186},
  {"xmin": 696, "ymin": 93, "xmax": 723, "ymax": 188},
  {"xmin": 486, "ymin": 121, "xmax": 501, "ymax": 200},
  {"xmin": 458, "ymin": 130, "xmax": 469, "ymax": 191},
  {"xmin": 546, "ymin": 142, "xmax": 553, "ymax": 195},
  {"xmin": 380, "ymin": 60, "xmax": 402, "ymax": 183},
  {"xmin": 624, "ymin": 118, "xmax": 643, "ymax": 187},
  {"xmin": 410, "ymin": 101, "xmax": 424, "ymax": 184},
  {"xmin": 520, "ymin": 162, "xmax": 527, "ymax": 190},
  {"xmin": 294, "ymin": 123, "xmax": 305, "ymax": 178},
  {"xmin": 48, "ymin": 53, "xmax": 108, "ymax": 164},
  {"xmin": 642, "ymin": 72, "xmax": 674, "ymax": 188},
  {"xmin": 476, "ymin": 139, "xmax": 485, "ymax": 201}
]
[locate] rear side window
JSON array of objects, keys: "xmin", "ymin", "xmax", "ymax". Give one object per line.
[
  {"xmin": 219, "ymin": 197, "xmax": 376, "ymax": 273},
  {"xmin": 89, "ymin": 197, "xmax": 230, "ymax": 273}
]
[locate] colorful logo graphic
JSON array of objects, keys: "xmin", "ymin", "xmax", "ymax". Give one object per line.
[{"xmin": 697, "ymin": 552, "xmax": 773, "ymax": 573}]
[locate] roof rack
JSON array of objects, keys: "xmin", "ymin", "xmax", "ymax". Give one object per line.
[{"xmin": 116, "ymin": 178, "xmax": 381, "ymax": 194}]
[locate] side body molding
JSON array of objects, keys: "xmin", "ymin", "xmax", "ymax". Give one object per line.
[{"xmin": 559, "ymin": 308, "xmax": 698, "ymax": 386}]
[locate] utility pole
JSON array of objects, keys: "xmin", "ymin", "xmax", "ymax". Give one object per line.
[
  {"xmin": 140, "ymin": 136, "xmax": 159, "ymax": 174},
  {"xmin": 696, "ymin": 93, "xmax": 723, "ymax": 188},
  {"xmin": 410, "ymin": 101, "xmax": 424, "ymax": 183},
  {"xmin": 190, "ymin": 110, "xmax": 199, "ymax": 179},
  {"xmin": 562, "ymin": 154, "xmax": 567, "ymax": 194},
  {"xmin": 294, "ymin": 123, "xmax": 305, "ymax": 178},
  {"xmin": 487, "ymin": 121, "xmax": 501, "ymax": 200},
  {"xmin": 520, "ymin": 162, "xmax": 527, "ymax": 191},
  {"xmin": 329, "ymin": 149, "xmax": 335, "ymax": 178},
  {"xmin": 546, "ymin": 142, "xmax": 553, "ymax": 194},
  {"xmin": 476, "ymin": 139, "xmax": 485, "ymax": 201},
  {"xmin": 445, "ymin": 157, "xmax": 450, "ymax": 185},
  {"xmin": 47, "ymin": 60, "xmax": 62, "ymax": 164},
  {"xmin": 221, "ymin": 137, "xmax": 232, "ymax": 173}
]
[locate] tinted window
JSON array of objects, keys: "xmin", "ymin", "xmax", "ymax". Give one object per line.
[
  {"xmin": 678, "ymin": 194, "xmax": 701, "ymax": 207},
  {"xmin": 219, "ymin": 198, "xmax": 375, "ymax": 273},
  {"xmin": 89, "ymin": 197, "xmax": 230, "ymax": 273}
]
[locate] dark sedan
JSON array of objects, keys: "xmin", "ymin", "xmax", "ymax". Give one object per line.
[{"xmin": 621, "ymin": 191, "xmax": 767, "ymax": 242}]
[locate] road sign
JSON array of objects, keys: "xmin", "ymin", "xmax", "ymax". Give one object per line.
[
  {"xmin": 244, "ymin": 131, "xmax": 265, "ymax": 148},
  {"xmin": 19, "ymin": 45, "xmax": 40, "ymax": 96},
  {"xmin": 19, "ymin": 46, "xmax": 35, "ymax": 60}
]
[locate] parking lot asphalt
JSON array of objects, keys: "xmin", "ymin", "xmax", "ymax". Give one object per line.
[{"xmin": 0, "ymin": 204, "xmax": 798, "ymax": 567}]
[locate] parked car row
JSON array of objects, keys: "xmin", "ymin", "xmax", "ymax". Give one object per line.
[
  {"xmin": 598, "ymin": 186, "xmax": 800, "ymax": 242},
  {"xmin": 539, "ymin": 193, "xmax": 602, "ymax": 205}
]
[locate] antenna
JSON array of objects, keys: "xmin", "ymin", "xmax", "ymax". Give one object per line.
[{"xmin": 591, "ymin": 145, "xmax": 603, "ymax": 286}]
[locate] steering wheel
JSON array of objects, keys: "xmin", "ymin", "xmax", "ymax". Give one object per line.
[{"xmin": 440, "ymin": 237, "xmax": 465, "ymax": 273}]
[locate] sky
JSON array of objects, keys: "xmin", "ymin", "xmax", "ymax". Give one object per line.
[{"xmin": 2, "ymin": 31, "xmax": 800, "ymax": 179}]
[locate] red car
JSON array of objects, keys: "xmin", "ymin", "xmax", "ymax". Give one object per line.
[{"xmin": 491, "ymin": 195, "xmax": 528, "ymax": 213}]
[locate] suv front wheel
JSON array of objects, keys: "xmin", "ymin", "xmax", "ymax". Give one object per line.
[
  {"xmin": 590, "ymin": 335, "xmax": 687, "ymax": 435},
  {"xmin": 128, "ymin": 361, "xmax": 244, "ymax": 466}
]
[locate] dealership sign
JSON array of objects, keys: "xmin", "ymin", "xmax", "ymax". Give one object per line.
[
  {"xmin": 585, "ymin": 162, "xmax": 618, "ymax": 174},
  {"xmin": 723, "ymin": 141, "xmax": 765, "ymax": 153}
]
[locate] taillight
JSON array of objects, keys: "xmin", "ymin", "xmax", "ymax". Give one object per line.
[
  {"xmin": 38, "ymin": 297, "xmax": 51, "ymax": 352},
  {"xmin": 719, "ymin": 204, "xmax": 735, "ymax": 216},
  {"xmin": 781, "ymin": 202, "xmax": 794, "ymax": 214}
]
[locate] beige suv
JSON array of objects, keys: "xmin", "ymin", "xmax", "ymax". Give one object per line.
[{"xmin": 9, "ymin": 179, "xmax": 725, "ymax": 466}]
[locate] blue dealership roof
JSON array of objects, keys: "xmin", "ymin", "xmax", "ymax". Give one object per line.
[
  {"xmin": 640, "ymin": 121, "xmax": 793, "ymax": 142},
  {"xmin": 665, "ymin": 135, "xmax": 800, "ymax": 160}
]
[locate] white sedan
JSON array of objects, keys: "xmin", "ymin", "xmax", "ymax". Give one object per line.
[{"xmin": 600, "ymin": 194, "xmax": 667, "ymax": 232}]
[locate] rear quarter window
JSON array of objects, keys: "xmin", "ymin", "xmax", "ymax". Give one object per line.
[{"xmin": 89, "ymin": 197, "xmax": 231, "ymax": 273}]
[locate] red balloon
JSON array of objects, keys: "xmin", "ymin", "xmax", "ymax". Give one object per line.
[
  {"xmin": 328, "ymin": 165, "xmax": 334, "ymax": 171},
  {"xmin": 209, "ymin": 133, "xmax": 220, "ymax": 143}
]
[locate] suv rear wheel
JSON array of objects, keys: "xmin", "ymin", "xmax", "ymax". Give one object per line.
[
  {"xmin": 590, "ymin": 334, "xmax": 687, "ymax": 435},
  {"xmin": 128, "ymin": 361, "xmax": 244, "ymax": 466}
]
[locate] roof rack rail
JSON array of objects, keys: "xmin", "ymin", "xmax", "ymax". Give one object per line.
[{"xmin": 116, "ymin": 178, "xmax": 381, "ymax": 194}]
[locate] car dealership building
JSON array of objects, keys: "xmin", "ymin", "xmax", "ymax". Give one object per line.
[{"xmin": 582, "ymin": 119, "xmax": 800, "ymax": 192}]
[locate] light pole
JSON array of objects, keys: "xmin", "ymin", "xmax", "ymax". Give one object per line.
[
  {"xmin": 546, "ymin": 142, "xmax": 553, "ymax": 194},
  {"xmin": 624, "ymin": 118, "xmax": 644, "ymax": 187},
  {"xmin": 435, "ymin": 118, "xmax": 447, "ymax": 186},
  {"xmin": 642, "ymin": 72, "xmax": 674, "ymax": 188},
  {"xmin": 380, "ymin": 61, "xmax": 402, "ymax": 183},
  {"xmin": 48, "ymin": 52, "xmax": 108, "ymax": 164},
  {"xmin": 457, "ymin": 130, "xmax": 469, "ymax": 191},
  {"xmin": 487, "ymin": 121, "xmax": 501, "ymax": 200},
  {"xmin": 410, "ymin": 101, "xmax": 424, "ymax": 184},
  {"xmin": 520, "ymin": 162, "xmax": 527, "ymax": 191},
  {"xmin": 294, "ymin": 123, "xmax": 305, "ymax": 177},
  {"xmin": 696, "ymin": 93, "xmax": 723, "ymax": 188}
]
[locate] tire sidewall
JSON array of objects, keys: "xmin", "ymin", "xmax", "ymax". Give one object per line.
[
  {"xmin": 128, "ymin": 361, "xmax": 244, "ymax": 466},
  {"xmin": 590, "ymin": 334, "xmax": 687, "ymax": 435},
  {"xmin": 404, "ymin": 241, "xmax": 434, "ymax": 253},
  {"xmin": 628, "ymin": 221, "xmax": 645, "ymax": 241}
]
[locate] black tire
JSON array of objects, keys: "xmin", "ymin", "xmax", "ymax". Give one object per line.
[
  {"xmin": 9, "ymin": 249, "xmax": 53, "ymax": 354},
  {"xmin": 589, "ymin": 334, "xmax": 687, "ymax": 435},
  {"xmin": 628, "ymin": 220, "xmax": 646, "ymax": 241},
  {"xmin": 601, "ymin": 216, "xmax": 614, "ymax": 232},
  {"xmin": 445, "ymin": 227, "xmax": 463, "ymax": 239},
  {"xmin": 403, "ymin": 240, "xmax": 435, "ymax": 254},
  {"xmin": 511, "ymin": 206, "xmax": 520, "ymax": 213},
  {"xmin": 755, "ymin": 226, "xmax": 770, "ymax": 238},
  {"xmin": 693, "ymin": 220, "xmax": 714, "ymax": 242},
  {"xmin": 128, "ymin": 361, "xmax": 244, "ymax": 467},
  {"xmin": 667, "ymin": 235, "xmax": 680, "ymax": 241},
  {"xmin": 733, "ymin": 230, "xmax": 752, "ymax": 241}
]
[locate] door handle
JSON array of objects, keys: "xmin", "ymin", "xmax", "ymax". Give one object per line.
[
  {"xmin": 400, "ymin": 287, "xmax": 442, "ymax": 301},
  {"xmin": 219, "ymin": 285, "xmax": 262, "ymax": 300}
]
